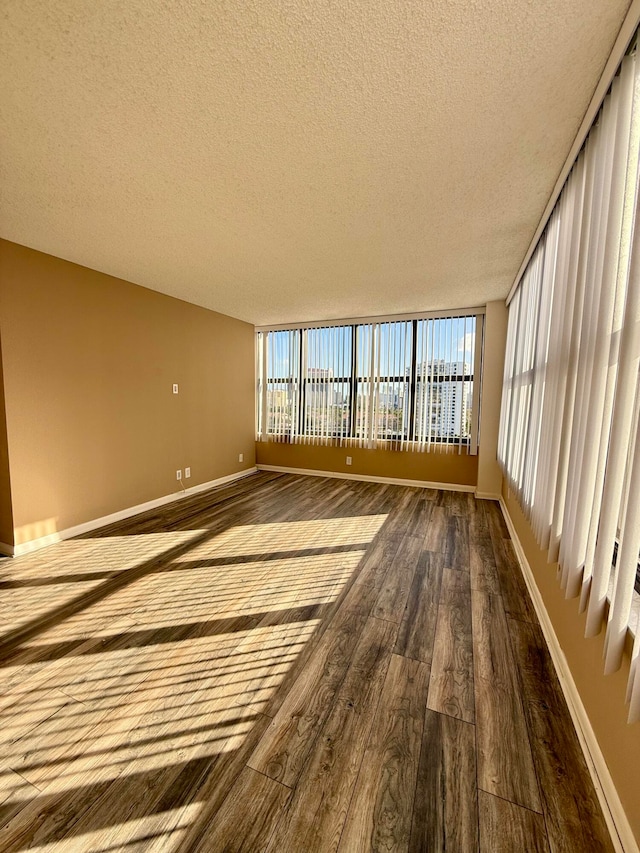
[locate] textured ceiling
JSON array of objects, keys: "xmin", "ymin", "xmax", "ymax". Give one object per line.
[{"xmin": 0, "ymin": 1, "xmax": 632, "ymax": 325}]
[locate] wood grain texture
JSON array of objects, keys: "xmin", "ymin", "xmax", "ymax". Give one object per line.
[
  {"xmin": 485, "ymin": 499, "xmax": 509, "ymax": 537},
  {"xmin": 427, "ymin": 569, "xmax": 475, "ymax": 722},
  {"xmin": 372, "ymin": 532, "xmax": 424, "ymax": 623},
  {"xmin": 0, "ymin": 473, "xmax": 615, "ymax": 853},
  {"xmin": 352, "ymin": 528, "xmax": 403, "ymax": 596},
  {"xmin": 187, "ymin": 767, "xmax": 291, "ymax": 853},
  {"xmin": 164, "ymin": 714, "xmax": 274, "ymax": 852},
  {"xmin": 444, "ymin": 515, "xmax": 470, "ymax": 571},
  {"xmin": 508, "ymin": 617, "xmax": 615, "ymax": 853},
  {"xmin": 479, "ymin": 790, "xmax": 549, "ymax": 853},
  {"xmin": 338, "ymin": 654, "xmax": 430, "ymax": 852},
  {"xmin": 486, "ymin": 502, "xmax": 537, "ymax": 624},
  {"xmin": 265, "ymin": 617, "xmax": 397, "ymax": 853},
  {"xmin": 393, "ymin": 551, "xmax": 443, "ymax": 664},
  {"xmin": 404, "ymin": 496, "xmax": 433, "ymax": 538},
  {"xmin": 446, "ymin": 490, "xmax": 475, "ymax": 517},
  {"xmin": 409, "ymin": 709, "xmax": 478, "ymax": 853},
  {"xmin": 472, "ymin": 589, "xmax": 542, "ymax": 812},
  {"xmin": 247, "ymin": 609, "xmax": 368, "ymax": 787},
  {"xmin": 469, "ymin": 500, "xmax": 501, "ymax": 595},
  {"xmin": 423, "ymin": 505, "xmax": 447, "ymax": 551},
  {"xmin": 0, "ymin": 764, "xmax": 39, "ymax": 823}
]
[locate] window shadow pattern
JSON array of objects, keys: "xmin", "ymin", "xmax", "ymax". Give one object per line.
[{"xmin": 0, "ymin": 473, "xmax": 390, "ymax": 851}]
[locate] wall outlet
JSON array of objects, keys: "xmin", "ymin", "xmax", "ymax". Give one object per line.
[
  {"xmin": 239, "ymin": 453, "xmax": 244, "ymax": 463},
  {"xmin": 185, "ymin": 467, "xmax": 191, "ymax": 479},
  {"xmin": 176, "ymin": 469, "xmax": 182, "ymax": 481},
  {"xmin": 172, "ymin": 383, "xmax": 179, "ymax": 394},
  {"xmin": 346, "ymin": 456, "xmax": 352, "ymax": 466}
]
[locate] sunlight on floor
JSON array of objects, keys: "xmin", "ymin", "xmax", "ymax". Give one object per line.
[
  {"xmin": 1, "ymin": 532, "xmax": 206, "ymax": 636},
  {"xmin": 24, "ymin": 803, "xmax": 203, "ymax": 853},
  {"xmin": 0, "ymin": 509, "xmax": 388, "ymax": 851}
]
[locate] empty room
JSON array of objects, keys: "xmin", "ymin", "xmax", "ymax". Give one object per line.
[{"xmin": 1, "ymin": 1, "xmax": 640, "ymax": 851}]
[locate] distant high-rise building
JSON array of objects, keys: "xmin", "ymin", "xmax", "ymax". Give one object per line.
[
  {"xmin": 305, "ymin": 368, "xmax": 336, "ymax": 407},
  {"xmin": 413, "ymin": 360, "xmax": 471, "ymax": 440}
]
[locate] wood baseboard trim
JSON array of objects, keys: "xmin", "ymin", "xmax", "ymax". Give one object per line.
[
  {"xmin": 0, "ymin": 541, "xmax": 14, "ymax": 558},
  {"xmin": 498, "ymin": 497, "xmax": 638, "ymax": 853},
  {"xmin": 256, "ymin": 463, "xmax": 476, "ymax": 492},
  {"xmin": 474, "ymin": 491, "xmax": 502, "ymax": 500},
  {"xmin": 10, "ymin": 468, "xmax": 259, "ymax": 558}
]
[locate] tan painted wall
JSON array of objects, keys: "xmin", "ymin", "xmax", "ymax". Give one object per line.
[
  {"xmin": 503, "ymin": 485, "xmax": 640, "ymax": 845},
  {"xmin": 256, "ymin": 441, "xmax": 478, "ymax": 486},
  {"xmin": 477, "ymin": 301, "xmax": 507, "ymax": 498},
  {"xmin": 0, "ymin": 240, "xmax": 256, "ymax": 545}
]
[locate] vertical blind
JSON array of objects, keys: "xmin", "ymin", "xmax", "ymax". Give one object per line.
[
  {"xmin": 256, "ymin": 312, "xmax": 482, "ymax": 454},
  {"xmin": 498, "ymin": 46, "xmax": 640, "ymax": 722}
]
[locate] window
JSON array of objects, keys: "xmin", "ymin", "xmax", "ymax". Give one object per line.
[
  {"xmin": 498, "ymin": 44, "xmax": 640, "ymax": 722},
  {"xmin": 257, "ymin": 312, "xmax": 482, "ymax": 453},
  {"xmin": 303, "ymin": 326, "xmax": 352, "ymax": 440},
  {"xmin": 261, "ymin": 329, "xmax": 300, "ymax": 438}
]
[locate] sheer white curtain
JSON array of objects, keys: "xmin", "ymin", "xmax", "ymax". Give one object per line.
[
  {"xmin": 257, "ymin": 313, "xmax": 481, "ymax": 453},
  {"xmin": 255, "ymin": 328, "xmax": 301, "ymax": 444},
  {"xmin": 498, "ymin": 49, "xmax": 640, "ymax": 722},
  {"xmin": 299, "ymin": 325, "xmax": 352, "ymax": 446}
]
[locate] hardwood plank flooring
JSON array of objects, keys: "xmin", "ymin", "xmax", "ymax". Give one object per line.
[
  {"xmin": 508, "ymin": 617, "xmax": 614, "ymax": 852},
  {"xmin": 372, "ymin": 531, "xmax": 423, "ymax": 623},
  {"xmin": 0, "ymin": 472, "xmax": 615, "ymax": 852},
  {"xmin": 486, "ymin": 503, "xmax": 537, "ymax": 624},
  {"xmin": 409, "ymin": 708, "xmax": 478, "ymax": 853},
  {"xmin": 263, "ymin": 616, "xmax": 397, "ymax": 852},
  {"xmin": 472, "ymin": 588, "xmax": 541, "ymax": 811},
  {"xmin": 393, "ymin": 551, "xmax": 442, "ymax": 664},
  {"xmin": 469, "ymin": 501, "xmax": 501, "ymax": 595},
  {"xmin": 444, "ymin": 515, "xmax": 470, "ymax": 570},
  {"xmin": 478, "ymin": 790, "xmax": 549, "ymax": 853},
  {"xmin": 187, "ymin": 766, "xmax": 291, "ymax": 853},
  {"xmin": 337, "ymin": 654, "xmax": 429, "ymax": 852},
  {"xmin": 427, "ymin": 568, "xmax": 475, "ymax": 722},
  {"xmin": 246, "ymin": 606, "xmax": 370, "ymax": 787}
]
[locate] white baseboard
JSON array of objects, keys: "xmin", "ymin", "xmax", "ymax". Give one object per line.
[
  {"xmin": 499, "ymin": 497, "xmax": 639, "ymax": 853},
  {"xmin": 475, "ymin": 491, "xmax": 502, "ymax": 500},
  {"xmin": 9, "ymin": 468, "xmax": 258, "ymax": 558},
  {"xmin": 256, "ymin": 463, "xmax": 476, "ymax": 492}
]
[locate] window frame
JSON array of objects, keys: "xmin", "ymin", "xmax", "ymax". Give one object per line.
[{"xmin": 257, "ymin": 309, "xmax": 484, "ymax": 452}]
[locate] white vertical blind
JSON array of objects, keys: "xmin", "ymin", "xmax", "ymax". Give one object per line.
[
  {"xmin": 257, "ymin": 313, "xmax": 481, "ymax": 454},
  {"xmin": 498, "ymin": 47, "xmax": 640, "ymax": 722}
]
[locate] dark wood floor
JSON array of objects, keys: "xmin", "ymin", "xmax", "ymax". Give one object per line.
[{"xmin": 0, "ymin": 472, "xmax": 614, "ymax": 852}]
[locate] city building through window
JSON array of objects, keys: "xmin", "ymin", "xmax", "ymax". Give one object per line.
[{"xmin": 256, "ymin": 312, "xmax": 482, "ymax": 453}]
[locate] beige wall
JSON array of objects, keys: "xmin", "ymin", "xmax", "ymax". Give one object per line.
[
  {"xmin": 503, "ymin": 485, "xmax": 640, "ymax": 845},
  {"xmin": 0, "ymin": 240, "xmax": 256, "ymax": 545},
  {"xmin": 477, "ymin": 300, "xmax": 507, "ymax": 497},
  {"xmin": 256, "ymin": 441, "xmax": 478, "ymax": 486}
]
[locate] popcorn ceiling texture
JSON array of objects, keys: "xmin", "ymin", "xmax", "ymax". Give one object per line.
[{"xmin": 0, "ymin": 0, "xmax": 632, "ymax": 325}]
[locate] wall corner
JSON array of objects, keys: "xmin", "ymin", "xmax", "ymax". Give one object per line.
[{"xmin": 477, "ymin": 300, "xmax": 507, "ymax": 499}]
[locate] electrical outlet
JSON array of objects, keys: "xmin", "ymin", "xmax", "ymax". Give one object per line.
[
  {"xmin": 185, "ymin": 467, "xmax": 191, "ymax": 478},
  {"xmin": 239, "ymin": 453, "xmax": 244, "ymax": 463},
  {"xmin": 176, "ymin": 469, "xmax": 182, "ymax": 481},
  {"xmin": 346, "ymin": 456, "xmax": 352, "ymax": 466},
  {"xmin": 173, "ymin": 383, "xmax": 179, "ymax": 394}
]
